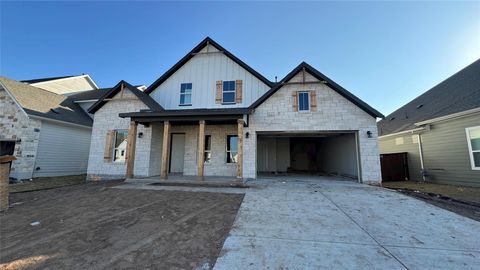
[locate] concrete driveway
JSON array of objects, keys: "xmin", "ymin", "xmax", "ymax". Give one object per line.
[{"xmin": 214, "ymin": 176, "xmax": 480, "ymax": 269}]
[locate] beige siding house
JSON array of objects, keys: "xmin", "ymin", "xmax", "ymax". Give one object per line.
[
  {"xmin": 86, "ymin": 37, "xmax": 384, "ymax": 184},
  {"xmin": 378, "ymin": 59, "xmax": 480, "ymax": 187}
]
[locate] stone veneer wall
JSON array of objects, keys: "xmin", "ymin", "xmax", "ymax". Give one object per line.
[
  {"xmin": 0, "ymin": 86, "xmax": 41, "ymax": 180},
  {"xmin": 86, "ymin": 89, "xmax": 152, "ymax": 180},
  {"xmin": 244, "ymin": 71, "xmax": 382, "ymax": 184}
]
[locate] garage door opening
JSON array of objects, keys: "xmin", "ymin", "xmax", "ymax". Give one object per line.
[{"xmin": 257, "ymin": 132, "xmax": 359, "ymax": 181}]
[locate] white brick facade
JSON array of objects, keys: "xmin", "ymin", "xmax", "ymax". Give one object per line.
[
  {"xmin": 0, "ymin": 86, "xmax": 42, "ymax": 180},
  {"xmin": 244, "ymin": 71, "xmax": 382, "ymax": 184}
]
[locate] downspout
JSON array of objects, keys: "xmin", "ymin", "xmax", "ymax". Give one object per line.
[{"xmin": 416, "ymin": 133, "xmax": 426, "ymax": 182}]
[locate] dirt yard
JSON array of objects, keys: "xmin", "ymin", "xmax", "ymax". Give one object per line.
[
  {"xmin": 383, "ymin": 181, "xmax": 480, "ymax": 222},
  {"xmin": 9, "ymin": 174, "xmax": 86, "ymax": 193},
  {"xmin": 0, "ymin": 182, "xmax": 244, "ymax": 269}
]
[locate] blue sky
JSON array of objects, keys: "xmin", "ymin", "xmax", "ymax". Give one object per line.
[{"xmin": 1, "ymin": 1, "xmax": 479, "ymax": 116}]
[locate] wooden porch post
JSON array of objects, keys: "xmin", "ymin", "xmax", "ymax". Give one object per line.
[
  {"xmin": 125, "ymin": 121, "xmax": 138, "ymax": 179},
  {"xmin": 197, "ymin": 120, "xmax": 206, "ymax": 179},
  {"xmin": 160, "ymin": 121, "xmax": 171, "ymax": 180},
  {"xmin": 237, "ymin": 119, "xmax": 244, "ymax": 179}
]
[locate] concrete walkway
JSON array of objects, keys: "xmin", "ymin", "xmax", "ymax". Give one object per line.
[{"xmin": 214, "ymin": 176, "xmax": 480, "ymax": 269}]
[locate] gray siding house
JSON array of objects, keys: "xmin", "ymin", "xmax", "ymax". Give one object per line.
[
  {"xmin": 86, "ymin": 37, "xmax": 384, "ymax": 184},
  {"xmin": 378, "ymin": 59, "xmax": 480, "ymax": 187}
]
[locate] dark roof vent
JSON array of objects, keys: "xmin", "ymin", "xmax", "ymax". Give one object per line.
[
  {"xmin": 416, "ymin": 104, "xmax": 424, "ymax": 109},
  {"xmin": 389, "ymin": 117, "xmax": 395, "ymax": 121},
  {"xmin": 50, "ymin": 108, "xmax": 60, "ymax": 114}
]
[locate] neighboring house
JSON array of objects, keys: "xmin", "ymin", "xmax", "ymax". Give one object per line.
[
  {"xmin": 22, "ymin": 74, "xmax": 99, "ymax": 95},
  {"xmin": 0, "ymin": 77, "xmax": 93, "ymax": 179},
  {"xmin": 86, "ymin": 37, "xmax": 384, "ymax": 184},
  {"xmin": 378, "ymin": 59, "xmax": 480, "ymax": 187}
]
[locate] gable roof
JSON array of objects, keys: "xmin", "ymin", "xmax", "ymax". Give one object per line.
[
  {"xmin": 144, "ymin": 37, "xmax": 273, "ymax": 94},
  {"xmin": 69, "ymin": 88, "xmax": 110, "ymax": 102},
  {"xmin": 88, "ymin": 80, "xmax": 164, "ymax": 114},
  {"xmin": 21, "ymin": 75, "xmax": 75, "ymax": 84},
  {"xmin": 250, "ymin": 62, "xmax": 384, "ymax": 118},
  {"xmin": 0, "ymin": 76, "xmax": 93, "ymax": 127},
  {"xmin": 378, "ymin": 59, "xmax": 480, "ymax": 136}
]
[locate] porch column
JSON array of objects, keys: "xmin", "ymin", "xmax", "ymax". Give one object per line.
[
  {"xmin": 160, "ymin": 121, "xmax": 171, "ymax": 180},
  {"xmin": 125, "ymin": 121, "xmax": 138, "ymax": 179},
  {"xmin": 197, "ymin": 120, "xmax": 206, "ymax": 179},
  {"xmin": 237, "ymin": 119, "xmax": 244, "ymax": 179}
]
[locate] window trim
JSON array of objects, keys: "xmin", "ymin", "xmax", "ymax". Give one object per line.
[
  {"xmin": 179, "ymin": 83, "xmax": 192, "ymax": 106},
  {"xmin": 204, "ymin": 135, "xmax": 212, "ymax": 164},
  {"xmin": 113, "ymin": 129, "xmax": 128, "ymax": 163},
  {"xmin": 226, "ymin": 134, "xmax": 238, "ymax": 163},
  {"xmin": 466, "ymin": 126, "xmax": 480, "ymax": 170},
  {"xmin": 222, "ymin": 81, "xmax": 236, "ymax": 104},
  {"xmin": 298, "ymin": 91, "xmax": 310, "ymax": 112}
]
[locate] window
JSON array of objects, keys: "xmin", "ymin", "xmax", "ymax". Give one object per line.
[
  {"xmin": 180, "ymin": 83, "xmax": 192, "ymax": 105},
  {"xmin": 204, "ymin": 135, "xmax": 212, "ymax": 163},
  {"xmin": 226, "ymin": 135, "xmax": 238, "ymax": 163},
  {"xmin": 466, "ymin": 126, "xmax": 480, "ymax": 170},
  {"xmin": 222, "ymin": 81, "xmax": 236, "ymax": 104},
  {"xmin": 298, "ymin": 91, "xmax": 310, "ymax": 111},
  {"xmin": 114, "ymin": 130, "xmax": 128, "ymax": 162}
]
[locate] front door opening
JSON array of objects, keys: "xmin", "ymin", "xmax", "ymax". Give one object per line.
[{"xmin": 169, "ymin": 133, "xmax": 185, "ymax": 173}]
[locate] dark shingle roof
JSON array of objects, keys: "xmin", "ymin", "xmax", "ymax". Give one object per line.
[
  {"xmin": 250, "ymin": 62, "xmax": 384, "ymax": 118},
  {"xmin": 69, "ymin": 88, "xmax": 111, "ymax": 101},
  {"xmin": 21, "ymin": 75, "xmax": 75, "ymax": 84},
  {"xmin": 0, "ymin": 76, "xmax": 93, "ymax": 127},
  {"xmin": 88, "ymin": 81, "xmax": 163, "ymax": 114},
  {"xmin": 378, "ymin": 59, "xmax": 480, "ymax": 136}
]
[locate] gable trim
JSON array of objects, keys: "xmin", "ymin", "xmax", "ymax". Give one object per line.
[
  {"xmin": 88, "ymin": 80, "xmax": 164, "ymax": 114},
  {"xmin": 144, "ymin": 37, "xmax": 273, "ymax": 94},
  {"xmin": 249, "ymin": 62, "xmax": 384, "ymax": 119},
  {"xmin": 30, "ymin": 74, "xmax": 99, "ymax": 90}
]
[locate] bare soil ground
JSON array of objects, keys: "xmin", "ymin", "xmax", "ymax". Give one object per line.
[
  {"xmin": 9, "ymin": 175, "xmax": 86, "ymax": 193},
  {"xmin": 0, "ymin": 182, "xmax": 244, "ymax": 269},
  {"xmin": 382, "ymin": 181, "xmax": 480, "ymax": 222}
]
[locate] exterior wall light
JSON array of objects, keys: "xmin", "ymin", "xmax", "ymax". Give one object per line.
[
  {"xmin": 245, "ymin": 132, "xmax": 249, "ymax": 139},
  {"xmin": 366, "ymin": 131, "xmax": 372, "ymax": 138},
  {"xmin": 138, "ymin": 132, "xmax": 144, "ymax": 138}
]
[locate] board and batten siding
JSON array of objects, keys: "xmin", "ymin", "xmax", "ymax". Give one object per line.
[
  {"xmin": 149, "ymin": 44, "xmax": 271, "ymax": 109},
  {"xmin": 33, "ymin": 121, "xmax": 92, "ymax": 177}
]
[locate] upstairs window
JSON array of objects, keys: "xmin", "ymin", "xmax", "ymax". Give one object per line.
[
  {"xmin": 114, "ymin": 130, "xmax": 128, "ymax": 162},
  {"xmin": 180, "ymin": 83, "xmax": 192, "ymax": 105},
  {"xmin": 466, "ymin": 126, "xmax": 480, "ymax": 170},
  {"xmin": 226, "ymin": 135, "xmax": 238, "ymax": 163},
  {"xmin": 222, "ymin": 81, "xmax": 236, "ymax": 104},
  {"xmin": 298, "ymin": 91, "xmax": 310, "ymax": 111}
]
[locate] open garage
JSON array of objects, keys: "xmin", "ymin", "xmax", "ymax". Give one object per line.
[{"xmin": 256, "ymin": 132, "xmax": 360, "ymax": 181}]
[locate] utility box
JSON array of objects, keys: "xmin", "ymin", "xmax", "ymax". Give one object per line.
[{"xmin": 0, "ymin": 155, "xmax": 16, "ymax": 211}]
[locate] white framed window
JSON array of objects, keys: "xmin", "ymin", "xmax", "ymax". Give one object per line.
[
  {"xmin": 180, "ymin": 83, "xmax": 192, "ymax": 105},
  {"xmin": 204, "ymin": 135, "xmax": 212, "ymax": 163},
  {"xmin": 222, "ymin": 81, "xmax": 236, "ymax": 104},
  {"xmin": 466, "ymin": 126, "xmax": 480, "ymax": 170},
  {"xmin": 226, "ymin": 135, "xmax": 238, "ymax": 163},
  {"xmin": 114, "ymin": 130, "xmax": 128, "ymax": 162},
  {"xmin": 298, "ymin": 91, "xmax": 310, "ymax": 111}
]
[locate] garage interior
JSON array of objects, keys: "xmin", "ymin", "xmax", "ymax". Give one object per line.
[{"xmin": 257, "ymin": 132, "xmax": 359, "ymax": 180}]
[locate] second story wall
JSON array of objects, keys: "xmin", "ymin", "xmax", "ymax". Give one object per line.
[
  {"xmin": 149, "ymin": 44, "xmax": 271, "ymax": 109},
  {"xmin": 32, "ymin": 75, "xmax": 98, "ymax": 95}
]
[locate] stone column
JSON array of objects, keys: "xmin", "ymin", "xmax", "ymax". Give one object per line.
[
  {"xmin": 160, "ymin": 121, "xmax": 171, "ymax": 180},
  {"xmin": 125, "ymin": 121, "xmax": 138, "ymax": 179},
  {"xmin": 197, "ymin": 120, "xmax": 206, "ymax": 180},
  {"xmin": 237, "ymin": 119, "xmax": 244, "ymax": 179},
  {"xmin": 0, "ymin": 156, "xmax": 15, "ymax": 211}
]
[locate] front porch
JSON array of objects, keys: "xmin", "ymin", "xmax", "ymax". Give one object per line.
[{"xmin": 119, "ymin": 109, "xmax": 248, "ymax": 182}]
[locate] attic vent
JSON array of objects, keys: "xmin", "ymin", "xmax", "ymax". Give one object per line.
[
  {"xmin": 416, "ymin": 104, "xmax": 424, "ymax": 109},
  {"xmin": 389, "ymin": 117, "xmax": 395, "ymax": 121},
  {"xmin": 50, "ymin": 108, "xmax": 60, "ymax": 114}
]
